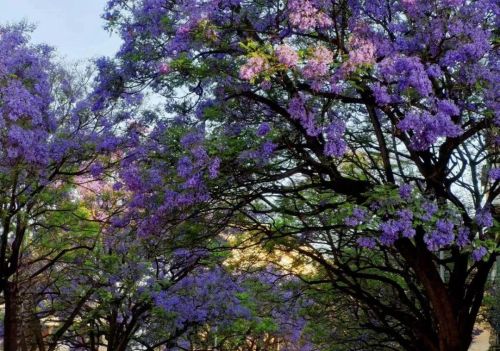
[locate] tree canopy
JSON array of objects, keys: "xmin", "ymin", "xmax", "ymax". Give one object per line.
[{"xmin": 1, "ymin": 0, "xmax": 499, "ymax": 350}]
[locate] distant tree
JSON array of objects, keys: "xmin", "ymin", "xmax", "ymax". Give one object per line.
[{"xmin": 0, "ymin": 24, "xmax": 127, "ymax": 351}]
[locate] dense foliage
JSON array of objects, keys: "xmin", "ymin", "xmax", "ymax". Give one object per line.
[
  {"xmin": 0, "ymin": 0, "xmax": 499, "ymax": 350},
  {"xmin": 0, "ymin": 25, "xmax": 325, "ymax": 351},
  {"xmin": 99, "ymin": 0, "xmax": 499, "ymax": 349}
]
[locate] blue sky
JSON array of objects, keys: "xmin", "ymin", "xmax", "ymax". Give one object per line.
[{"xmin": 0, "ymin": 0, "xmax": 121, "ymax": 60}]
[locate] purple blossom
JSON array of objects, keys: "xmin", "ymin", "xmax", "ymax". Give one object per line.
[
  {"xmin": 183, "ymin": 173, "xmax": 203, "ymax": 189},
  {"xmin": 324, "ymin": 120, "xmax": 346, "ymax": 157},
  {"xmin": 398, "ymin": 111, "xmax": 463, "ymax": 150},
  {"xmin": 192, "ymin": 146, "xmax": 209, "ymax": 164},
  {"xmin": 426, "ymin": 64, "xmax": 443, "ymax": 78},
  {"xmin": 287, "ymin": 95, "xmax": 321, "ymax": 136},
  {"xmin": 379, "ymin": 56, "xmax": 433, "ymax": 97},
  {"xmin": 344, "ymin": 207, "xmax": 367, "ymax": 227},
  {"xmin": 379, "ymin": 209, "xmax": 415, "ymax": 245},
  {"xmin": 398, "ymin": 184, "xmax": 412, "ymax": 200},
  {"xmin": 437, "ymin": 100, "xmax": 460, "ymax": 117},
  {"xmin": 0, "ymin": 29, "xmax": 58, "ymax": 168},
  {"xmin": 158, "ymin": 62, "xmax": 171, "ymax": 75},
  {"xmin": 424, "ymin": 219, "xmax": 455, "ymax": 251},
  {"xmin": 180, "ymin": 131, "xmax": 204, "ymax": 148},
  {"xmin": 371, "ymin": 83, "xmax": 391, "ymax": 105},
  {"xmin": 110, "ymin": 216, "xmax": 130, "ymax": 228},
  {"xmin": 152, "ymin": 267, "xmax": 248, "ymax": 329},
  {"xmin": 397, "ymin": 209, "xmax": 416, "ymax": 238},
  {"xmin": 475, "ymin": 208, "xmax": 493, "ymax": 228},
  {"xmin": 472, "ymin": 247, "xmax": 487, "ymax": 262},
  {"xmin": 489, "ymin": 168, "xmax": 500, "ymax": 181},
  {"xmin": 261, "ymin": 140, "xmax": 277, "ymax": 158},
  {"xmin": 420, "ymin": 202, "xmax": 438, "ymax": 221},
  {"xmin": 256, "ymin": 122, "xmax": 271, "ymax": 136},
  {"xmin": 121, "ymin": 166, "xmax": 143, "ymax": 191},
  {"xmin": 208, "ymin": 157, "xmax": 221, "ymax": 178},
  {"xmin": 90, "ymin": 163, "xmax": 104, "ymax": 177},
  {"xmin": 260, "ymin": 80, "xmax": 272, "ymax": 90},
  {"xmin": 457, "ymin": 227, "xmax": 470, "ymax": 248},
  {"xmin": 379, "ymin": 220, "xmax": 400, "ymax": 245},
  {"xmin": 177, "ymin": 156, "xmax": 193, "ymax": 178},
  {"xmin": 357, "ymin": 237, "xmax": 377, "ymax": 249},
  {"xmin": 98, "ymin": 135, "xmax": 120, "ymax": 152}
]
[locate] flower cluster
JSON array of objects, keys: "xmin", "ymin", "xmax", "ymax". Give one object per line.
[
  {"xmin": 324, "ymin": 120, "xmax": 346, "ymax": 157},
  {"xmin": 287, "ymin": 0, "xmax": 332, "ymax": 31},
  {"xmin": 0, "ymin": 25, "xmax": 55, "ymax": 168},
  {"xmin": 152, "ymin": 267, "xmax": 248, "ymax": 329},
  {"xmin": 475, "ymin": 208, "xmax": 494, "ymax": 228},
  {"xmin": 371, "ymin": 83, "xmax": 392, "ymax": 105},
  {"xmin": 346, "ymin": 25, "xmax": 377, "ymax": 69},
  {"xmin": 398, "ymin": 184, "xmax": 413, "ymax": 200},
  {"xmin": 302, "ymin": 46, "xmax": 334, "ymax": 80},
  {"xmin": 472, "ymin": 247, "xmax": 488, "ymax": 262},
  {"xmin": 424, "ymin": 219, "xmax": 455, "ymax": 251},
  {"xmin": 420, "ymin": 202, "xmax": 438, "ymax": 221},
  {"xmin": 158, "ymin": 62, "xmax": 172, "ymax": 75},
  {"xmin": 379, "ymin": 209, "xmax": 416, "ymax": 245},
  {"xmin": 275, "ymin": 44, "xmax": 299, "ymax": 67},
  {"xmin": 489, "ymin": 168, "xmax": 500, "ymax": 181},
  {"xmin": 256, "ymin": 122, "xmax": 271, "ymax": 136},
  {"xmin": 287, "ymin": 95, "xmax": 321, "ymax": 136},
  {"xmin": 240, "ymin": 56, "xmax": 269, "ymax": 81},
  {"xmin": 379, "ymin": 56, "xmax": 433, "ymax": 98},
  {"xmin": 344, "ymin": 207, "xmax": 367, "ymax": 227},
  {"xmin": 398, "ymin": 110, "xmax": 462, "ymax": 150}
]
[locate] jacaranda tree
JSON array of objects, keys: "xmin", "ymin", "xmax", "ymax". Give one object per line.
[
  {"xmin": 100, "ymin": 0, "xmax": 499, "ymax": 350},
  {"xmin": 0, "ymin": 24, "xmax": 131, "ymax": 351},
  {"xmin": 0, "ymin": 24, "xmax": 316, "ymax": 350},
  {"xmin": 77, "ymin": 109, "xmax": 319, "ymax": 350}
]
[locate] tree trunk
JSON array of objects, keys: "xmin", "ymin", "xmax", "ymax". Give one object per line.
[
  {"xmin": 23, "ymin": 297, "xmax": 46, "ymax": 351},
  {"xmin": 410, "ymin": 305, "xmax": 472, "ymax": 351},
  {"xmin": 396, "ymin": 237, "xmax": 483, "ymax": 351},
  {"xmin": 4, "ymin": 280, "xmax": 19, "ymax": 351},
  {"xmin": 438, "ymin": 327, "xmax": 469, "ymax": 351}
]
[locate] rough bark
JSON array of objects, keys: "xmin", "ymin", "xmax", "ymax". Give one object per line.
[{"xmin": 4, "ymin": 280, "xmax": 19, "ymax": 351}]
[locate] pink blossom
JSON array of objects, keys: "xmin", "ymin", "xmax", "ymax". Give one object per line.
[
  {"xmin": 288, "ymin": 0, "xmax": 333, "ymax": 31},
  {"xmin": 239, "ymin": 56, "xmax": 269, "ymax": 81},
  {"xmin": 158, "ymin": 62, "xmax": 171, "ymax": 75},
  {"xmin": 340, "ymin": 25, "xmax": 377, "ymax": 74},
  {"xmin": 349, "ymin": 38, "xmax": 375, "ymax": 65},
  {"xmin": 275, "ymin": 44, "xmax": 299, "ymax": 67},
  {"xmin": 302, "ymin": 46, "xmax": 333, "ymax": 79}
]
